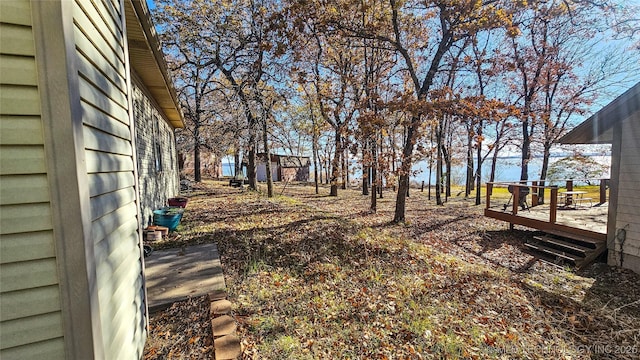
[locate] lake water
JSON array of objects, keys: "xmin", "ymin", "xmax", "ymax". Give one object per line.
[{"xmin": 222, "ymin": 155, "xmax": 611, "ymax": 184}]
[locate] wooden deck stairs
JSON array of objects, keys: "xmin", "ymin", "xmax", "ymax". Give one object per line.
[{"xmin": 525, "ymin": 230, "xmax": 607, "ymax": 269}]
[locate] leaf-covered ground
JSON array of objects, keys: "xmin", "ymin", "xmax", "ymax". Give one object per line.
[
  {"xmin": 145, "ymin": 180, "xmax": 640, "ymax": 359},
  {"xmin": 144, "ymin": 295, "xmax": 214, "ymax": 359}
]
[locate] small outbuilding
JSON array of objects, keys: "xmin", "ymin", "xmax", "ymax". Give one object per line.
[
  {"xmin": 559, "ymin": 82, "xmax": 640, "ymax": 273},
  {"xmin": 255, "ymin": 153, "xmax": 311, "ymax": 182}
]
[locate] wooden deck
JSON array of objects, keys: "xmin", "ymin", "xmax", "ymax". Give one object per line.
[
  {"xmin": 484, "ymin": 181, "xmax": 609, "ymax": 268},
  {"xmin": 484, "ymin": 203, "xmax": 608, "ymax": 241}
]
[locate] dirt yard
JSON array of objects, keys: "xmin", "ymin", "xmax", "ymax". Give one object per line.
[{"xmin": 144, "ymin": 181, "xmax": 640, "ymax": 359}]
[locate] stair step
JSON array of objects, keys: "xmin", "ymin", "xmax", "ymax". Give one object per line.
[
  {"xmin": 536, "ymin": 254, "xmax": 574, "ymax": 269},
  {"xmin": 540, "ymin": 229, "xmax": 603, "ymax": 246},
  {"xmin": 525, "ymin": 241, "xmax": 583, "ymax": 263},
  {"xmin": 576, "ymin": 243, "xmax": 608, "ymax": 270},
  {"xmin": 524, "ymin": 244, "xmax": 576, "ymax": 268},
  {"xmin": 533, "ymin": 235, "xmax": 594, "ymax": 254}
]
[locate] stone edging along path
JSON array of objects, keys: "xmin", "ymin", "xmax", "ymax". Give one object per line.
[{"xmin": 208, "ymin": 289, "xmax": 242, "ymax": 360}]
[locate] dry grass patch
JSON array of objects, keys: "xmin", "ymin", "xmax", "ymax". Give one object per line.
[{"xmin": 145, "ymin": 180, "xmax": 639, "ymax": 360}]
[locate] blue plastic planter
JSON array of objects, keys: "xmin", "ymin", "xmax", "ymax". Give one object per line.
[{"xmin": 153, "ymin": 207, "xmax": 184, "ymax": 231}]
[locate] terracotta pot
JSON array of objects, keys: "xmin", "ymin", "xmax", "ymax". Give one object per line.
[
  {"xmin": 145, "ymin": 231, "xmax": 162, "ymax": 242},
  {"xmin": 168, "ymin": 197, "xmax": 188, "ymax": 208},
  {"xmin": 155, "ymin": 226, "xmax": 169, "ymax": 236}
]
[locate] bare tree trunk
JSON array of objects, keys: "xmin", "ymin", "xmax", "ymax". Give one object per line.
[
  {"xmin": 234, "ymin": 148, "xmax": 241, "ymax": 178},
  {"xmin": 435, "ymin": 121, "xmax": 444, "ymax": 205},
  {"xmin": 390, "ymin": 130, "xmax": 397, "ymax": 174},
  {"xmin": 178, "ymin": 153, "xmax": 185, "ymax": 173},
  {"xmin": 192, "ymin": 118, "xmax": 202, "ymax": 182},
  {"xmin": 330, "ymin": 129, "xmax": 341, "ymax": 196},
  {"xmin": 317, "ymin": 151, "xmax": 323, "ymax": 184},
  {"xmin": 393, "ymin": 121, "xmax": 417, "ymax": 222},
  {"xmin": 370, "ymin": 138, "xmax": 377, "ymax": 212},
  {"xmin": 325, "ymin": 152, "xmax": 330, "ymax": 184},
  {"xmin": 428, "ymin": 157, "xmax": 432, "ymax": 201},
  {"xmin": 342, "ymin": 142, "xmax": 347, "ymax": 190},
  {"xmin": 475, "ymin": 120, "xmax": 483, "ymax": 205},
  {"xmin": 440, "ymin": 138, "xmax": 452, "ymax": 199},
  {"xmin": 262, "ymin": 118, "xmax": 273, "ymax": 197},
  {"xmin": 247, "ymin": 128, "xmax": 257, "ymax": 190},
  {"xmin": 465, "ymin": 126, "xmax": 473, "ymax": 197},
  {"xmin": 445, "ymin": 148, "xmax": 451, "ymax": 199},
  {"xmin": 538, "ymin": 141, "xmax": 552, "ymax": 204},
  {"xmin": 443, "ymin": 116, "xmax": 452, "ymax": 199},
  {"xmin": 317, "ymin": 152, "xmax": 323, "ymax": 184},
  {"xmin": 362, "ymin": 142, "xmax": 369, "ymax": 195},
  {"xmin": 194, "ymin": 139, "xmax": 201, "ymax": 182},
  {"xmin": 490, "ymin": 146, "xmax": 499, "ymax": 183},
  {"xmin": 520, "ymin": 117, "xmax": 531, "ymax": 182},
  {"xmin": 378, "ymin": 133, "xmax": 384, "ymax": 199},
  {"xmin": 312, "ymin": 127, "xmax": 319, "ymax": 195}
]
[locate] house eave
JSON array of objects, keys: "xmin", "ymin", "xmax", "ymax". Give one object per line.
[
  {"xmin": 125, "ymin": 0, "xmax": 185, "ymax": 129},
  {"xmin": 559, "ymin": 82, "xmax": 640, "ymax": 145}
]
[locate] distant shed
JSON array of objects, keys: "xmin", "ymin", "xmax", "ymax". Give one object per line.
[
  {"xmin": 255, "ymin": 153, "xmax": 311, "ymax": 182},
  {"xmin": 559, "ymin": 82, "xmax": 640, "ymax": 273}
]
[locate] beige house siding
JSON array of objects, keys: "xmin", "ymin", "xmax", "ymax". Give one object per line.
[
  {"xmin": 0, "ymin": 0, "xmax": 65, "ymax": 358},
  {"xmin": 133, "ymin": 78, "xmax": 179, "ymax": 227},
  {"xmin": 609, "ymin": 112, "xmax": 640, "ymax": 273},
  {"xmin": 72, "ymin": 0, "xmax": 146, "ymax": 358}
]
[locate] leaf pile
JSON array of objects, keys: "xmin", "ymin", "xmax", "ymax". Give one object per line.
[
  {"xmin": 147, "ymin": 181, "xmax": 640, "ymax": 359},
  {"xmin": 144, "ymin": 295, "xmax": 213, "ymax": 359}
]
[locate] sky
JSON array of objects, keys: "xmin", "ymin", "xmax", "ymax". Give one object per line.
[{"xmin": 145, "ymin": 0, "xmax": 639, "ymax": 104}]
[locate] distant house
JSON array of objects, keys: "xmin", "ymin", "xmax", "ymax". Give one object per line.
[
  {"xmin": 559, "ymin": 82, "xmax": 640, "ymax": 273},
  {"xmin": 255, "ymin": 153, "xmax": 311, "ymax": 182},
  {"xmin": 0, "ymin": 0, "xmax": 183, "ymax": 358}
]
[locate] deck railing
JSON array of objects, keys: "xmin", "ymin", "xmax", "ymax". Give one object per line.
[{"xmin": 485, "ymin": 178, "xmax": 609, "ymax": 225}]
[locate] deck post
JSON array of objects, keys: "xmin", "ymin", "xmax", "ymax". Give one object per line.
[
  {"xmin": 512, "ymin": 185, "xmax": 519, "ymax": 215},
  {"xmin": 486, "ymin": 183, "xmax": 492, "ymax": 209},
  {"xmin": 565, "ymin": 179, "xmax": 575, "ymax": 206},
  {"xmin": 531, "ymin": 181, "xmax": 538, "ymax": 206},
  {"xmin": 537, "ymin": 180, "xmax": 546, "ymax": 205},
  {"xmin": 550, "ymin": 186, "xmax": 558, "ymax": 224},
  {"xmin": 600, "ymin": 179, "xmax": 607, "ymax": 204},
  {"xmin": 566, "ymin": 179, "xmax": 573, "ymax": 191}
]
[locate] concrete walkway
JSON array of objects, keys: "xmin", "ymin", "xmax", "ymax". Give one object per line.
[{"xmin": 144, "ymin": 243, "xmax": 226, "ymax": 312}]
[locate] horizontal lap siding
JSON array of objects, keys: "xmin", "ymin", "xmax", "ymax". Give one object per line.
[
  {"xmin": 0, "ymin": 231, "xmax": 55, "ymax": 264},
  {"xmin": 1, "ymin": 285, "xmax": 61, "ymax": 321},
  {"xmin": 0, "ymin": 116, "xmax": 43, "ymax": 144},
  {"xmin": 73, "ymin": 0, "xmax": 145, "ymax": 358},
  {"xmin": 616, "ymin": 113, "xmax": 640, "ymax": 263},
  {"xmin": 0, "ymin": 23, "xmax": 35, "ymax": 55},
  {"xmin": 82, "ymin": 101, "xmax": 132, "ymax": 140},
  {"xmin": 0, "ymin": 338, "xmax": 64, "ymax": 359},
  {"xmin": 89, "ymin": 171, "xmax": 136, "ymax": 197},
  {"xmin": 0, "ymin": 174, "xmax": 49, "ymax": 204},
  {"xmin": 0, "ymin": 1, "xmax": 64, "ymax": 358},
  {"xmin": 1, "ymin": 313, "xmax": 64, "ymax": 350},
  {"xmin": 133, "ymin": 81, "xmax": 179, "ymax": 227},
  {"xmin": 0, "ymin": 55, "xmax": 37, "ymax": 85}
]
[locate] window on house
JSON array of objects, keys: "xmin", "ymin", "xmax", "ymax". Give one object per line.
[
  {"xmin": 153, "ymin": 115, "xmax": 163, "ymax": 172},
  {"xmin": 155, "ymin": 141, "xmax": 163, "ymax": 172},
  {"xmin": 170, "ymin": 136, "xmax": 175, "ymax": 170}
]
